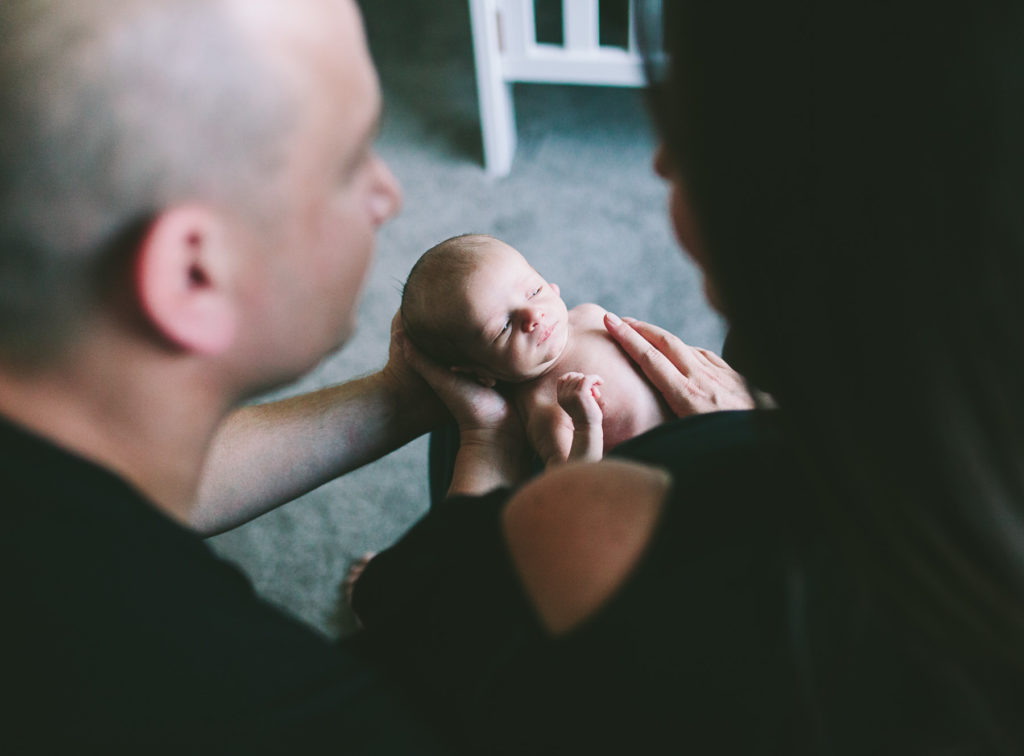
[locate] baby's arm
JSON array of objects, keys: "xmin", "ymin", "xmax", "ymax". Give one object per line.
[
  {"xmin": 527, "ymin": 408, "xmax": 574, "ymax": 469},
  {"xmin": 556, "ymin": 372, "xmax": 605, "ymax": 464}
]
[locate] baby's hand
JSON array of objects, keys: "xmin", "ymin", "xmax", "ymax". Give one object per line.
[{"xmin": 557, "ymin": 372, "xmax": 604, "ymax": 427}]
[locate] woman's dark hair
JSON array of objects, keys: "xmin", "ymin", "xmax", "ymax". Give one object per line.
[{"xmin": 639, "ymin": 0, "xmax": 1024, "ymax": 702}]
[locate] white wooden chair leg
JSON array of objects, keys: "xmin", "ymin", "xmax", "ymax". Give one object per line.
[
  {"xmin": 468, "ymin": 0, "xmax": 642, "ymax": 176},
  {"xmin": 469, "ymin": 0, "xmax": 517, "ymax": 176}
]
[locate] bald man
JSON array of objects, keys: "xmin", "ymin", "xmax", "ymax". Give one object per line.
[{"xmin": 0, "ymin": 0, "xmax": 448, "ymax": 751}]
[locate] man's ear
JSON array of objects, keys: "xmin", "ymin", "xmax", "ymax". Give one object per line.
[
  {"xmin": 451, "ymin": 365, "xmax": 497, "ymax": 388},
  {"xmin": 134, "ymin": 206, "xmax": 239, "ymax": 356},
  {"xmin": 550, "ymin": 283, "xmax": 560, "ymax": 297}
]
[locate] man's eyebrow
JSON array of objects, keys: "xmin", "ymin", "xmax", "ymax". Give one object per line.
[
  {"xmin": 342, "ymin": 102, "xmax": 384, "ymax": 177},
  {"xmin": 369, "ymin": 102, "xmax": 384, "ymax": 141},
  {"xmin": 361, "ymin": 101, "xmax": 384, "ymax": 151}
]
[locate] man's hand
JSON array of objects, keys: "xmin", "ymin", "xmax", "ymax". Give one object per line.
[
  {"xmin": 401, "ymin": 331, "xmax": 529, "ymax": 496},
  {"xmin": 381, "ymin": 311, "xmax": 446, "ymax": 422},
  {"xmin": 400, "ymin": 334, "xmax": 516, "ymax": 440},
  {"xmin": 604, "ymin": 313, "xmax": 753, "ymax": 417}
]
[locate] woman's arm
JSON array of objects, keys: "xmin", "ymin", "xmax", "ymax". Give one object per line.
[
  {"xmin": 351, "ymin": 458, "xmax": 670, "ymax": 637},
  {"xmin": 502, "ymin": 459, "xmax": 669, "ymax": 634}
]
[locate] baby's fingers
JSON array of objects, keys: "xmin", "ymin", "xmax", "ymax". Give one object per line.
[{"xmin": 580, "ymin": 373, "xmax": 603, "ymax": 395}]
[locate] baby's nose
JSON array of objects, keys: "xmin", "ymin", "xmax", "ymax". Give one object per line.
[{"xmin": 520, "ymin": 307, "xmax": 544, "ymax": 332}]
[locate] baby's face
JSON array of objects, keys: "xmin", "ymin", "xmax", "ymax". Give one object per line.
[{"xmin": 454, "ymin": 241, "xmax": 569, "ymax": 383}]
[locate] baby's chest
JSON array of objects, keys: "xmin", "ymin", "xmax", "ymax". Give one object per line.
[
  {"xmin": 546, "ymin": 331, "xmax": 672, "ymax": 446},
  {"xmin": 592, "ymin": 361, "xmax": 669, "ymax": 447}
]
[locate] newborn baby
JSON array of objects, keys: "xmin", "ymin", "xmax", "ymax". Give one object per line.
[{"xmin": 401, "ymin": 234, "xmax": 674, "ymax": 465}]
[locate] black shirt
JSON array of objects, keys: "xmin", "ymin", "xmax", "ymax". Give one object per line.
[
  {"xmin": 0, "ymin": 415, "xmax": 449, "ymax": 754},
  {"xmin": 354, "ymin": 410, "xmax": 1024, "ymax": 754}
]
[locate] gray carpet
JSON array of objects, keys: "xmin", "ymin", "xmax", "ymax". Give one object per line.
[{"xmin": 207, "ymin": 0, "xmax": 725, "ymax": 639}]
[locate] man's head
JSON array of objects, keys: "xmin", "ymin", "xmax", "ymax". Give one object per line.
[
  {"xmin": 401, "ymin": 234, "xmax": 569, "ymax": 386},
  {"xmin": 0, "ymin": 0, "xmax": 400, "ymax": 391}
]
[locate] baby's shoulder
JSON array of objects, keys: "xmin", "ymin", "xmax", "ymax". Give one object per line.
[{"xmin": 569, "ymin": 302, "xmax": 607, "ymax": 324}]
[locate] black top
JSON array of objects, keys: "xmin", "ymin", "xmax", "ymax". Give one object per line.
[
  {"xmin": 354, "ymin": 410, "xmax": 1023, "ymax": 754},
  {"xmin": 0, "ymin": 415, "xmax": 449, "ymax": 754}
]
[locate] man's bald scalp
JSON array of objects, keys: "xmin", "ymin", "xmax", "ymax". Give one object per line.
[{"xmin": 0, "ymin": 0, "xmax": 298, "ymax": 362}]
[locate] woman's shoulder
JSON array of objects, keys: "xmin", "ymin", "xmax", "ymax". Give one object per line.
[
  {"xmin": 502, "ymin": 458, "xmax": 671, "ymax": 636},
  {"xmin": 501, "ymin": 409, "xmax": 809, "ymax": 635},
  {"xmin": 496, "ymin": 410, "xmax": 1015, "ymax": 751},
  {"xmin": 611, "ymin": 407, "xmax": 793, "ymax": 469}
]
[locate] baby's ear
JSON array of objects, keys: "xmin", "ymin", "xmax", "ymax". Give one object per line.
[
  {"xmin": 451, "ymin": 365, "xmax": 497, "ymax": 388},
  {"xmin": 550, "ymin": 283, "xmax": 561, "ymax": 297}
]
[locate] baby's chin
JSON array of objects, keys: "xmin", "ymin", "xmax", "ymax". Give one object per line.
[
  {"xmin": 493, "ymin": 359, "xmax": 554, "ymax": 385},
  {"xmin": 498, "ymin": 327, "xmax": 571, "ymax": 383},
  {"xmin": 512, "ymin": 349, "xmax": 569, "ymax": 383}
]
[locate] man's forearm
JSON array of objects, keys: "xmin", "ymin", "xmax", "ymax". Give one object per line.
[{"xmin": 192, "ymin": 371, "xmax": 445, "ymax": 536}]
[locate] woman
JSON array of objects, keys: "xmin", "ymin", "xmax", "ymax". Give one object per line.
[{"xmin": 352, "ymin": 1, "xmax": 1024, "ymax": 752}]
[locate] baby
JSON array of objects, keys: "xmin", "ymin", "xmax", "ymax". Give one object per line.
[{"xmin": 401, "ymin": 234, "xmax": 675, "ymax": 466}]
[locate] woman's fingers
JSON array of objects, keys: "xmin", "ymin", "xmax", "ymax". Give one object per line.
[
  {"xmin": 696, "ymin": 347, "xmax": 730, "ymax": 369},
  {"xmin": 605, "ymin": 313, "xmax": 754, "ymax": 416},
  {"xmin": 606, "ymin": 314, "xmax": 688, "ymax": 395},
  {"xmin": 620, "ymin": 316, "xmax": 706, "ymax": 376}
]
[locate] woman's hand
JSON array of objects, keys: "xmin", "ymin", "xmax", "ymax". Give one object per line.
[{"xmin": 604, "ymin": 313, "xmax": 754, "ymax": 417}]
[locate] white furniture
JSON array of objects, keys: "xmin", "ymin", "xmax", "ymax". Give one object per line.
[{"xmin": 468, "ymin": 0, "xmax": 645, "ymax": 176}]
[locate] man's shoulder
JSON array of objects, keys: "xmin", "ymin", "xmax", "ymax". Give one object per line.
[{"xmin": 0, "ymin": 416, "xmax": 351, "ymax": 743}]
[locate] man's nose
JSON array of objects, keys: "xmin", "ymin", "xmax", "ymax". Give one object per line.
[{"xmin": 369, "ymin": 154, "xmax": 403, "ymax": 226}]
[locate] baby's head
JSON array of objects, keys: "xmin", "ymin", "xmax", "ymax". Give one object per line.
[{"xmin": 401, "ymin": 234, "xmax": 569, "ymax": 386}]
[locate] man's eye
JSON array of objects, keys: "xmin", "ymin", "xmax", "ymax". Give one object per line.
[
  {"xmin": 499, "ymin": 320, "xmax": 511, "ymax": 334},
  {"xmin": 529, "ymin": 286, "xmax": 542, "ymax": 297},
  {"xmin": 339, "ymin": 147, "xmax": 374, "ymax": 186}
]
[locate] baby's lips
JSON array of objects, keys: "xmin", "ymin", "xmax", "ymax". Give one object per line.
[{"xmin": 537, "ymin": 320, "xmax": 558, "ymax": 345}]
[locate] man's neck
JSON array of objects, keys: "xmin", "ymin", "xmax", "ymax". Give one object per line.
[{"xmin": 0, "ymin": 351, "xmax": 230, "ymax": 527}]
